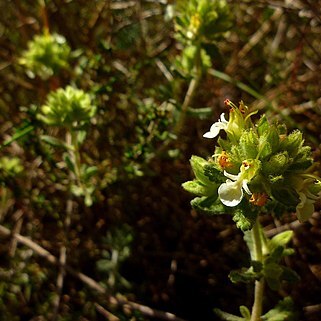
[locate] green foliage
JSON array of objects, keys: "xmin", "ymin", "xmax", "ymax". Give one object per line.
[
  {"xmin": 0, "ymin": 157, "xmax": 23, "ymax": 179},
  {"xmin": 96, "ymin": 225, "xmax": 133, "ymax": 291},
  {"xmin": 20, "ymin": 32, "xmax": 71, "ymax": 79},
  {"xmin": 124, "ymin": 98, "xmax": 175, "ymax": 169},
  {"xmin": 262, "ymin": 297, "xmax": 298, "ymax": 321}
]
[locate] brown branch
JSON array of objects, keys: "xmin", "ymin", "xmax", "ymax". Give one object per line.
[{"xmin": 0, "ymin": 224, "xmax": 188, "ymax": 321}]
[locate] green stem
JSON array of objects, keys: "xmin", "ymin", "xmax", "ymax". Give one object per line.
[
  {"xmin": 70, "ymin": 129, "xmax": 82, "ymax": 187},
  {"xmin": 174, "ymin": 45, "xmax": 202, "ymax": 135},
  {"xmin": 250, "ymin": 219, "xmax": 265, "ymax": 321}
]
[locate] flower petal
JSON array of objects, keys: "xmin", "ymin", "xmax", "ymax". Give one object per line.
[
  {"xmin": 220, "ymin": 113, "xmax": 228, "ymax": 123},
  {"xmin": 242, "ymin": 180, "xmax": 252, "ymax": 195},
  {"xmin": 223, "ymin": 170, "xmax": 240, "ymax": 181},
  {"xmin": 203, "ymin": 131, "xmax": 218, "ymax": 138},
  {"xmin": 218, "ymin": 180, "xmax": 243, "ymax": 207},
  {"xmin": 296, "ymin": 192, "xmax": 315, "ymax": 222}
]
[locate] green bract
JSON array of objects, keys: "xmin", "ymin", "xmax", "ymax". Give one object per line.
[
  {"xmin": 38, "ymin": 86, "xmax": 96, "ymax": 128},
  {"xmin": 183, "ymin": 100, "xmax": 321, "ymax": 228},
  {"xmin": 20, "ymin": 32, "xmax": 71, "ymax": 79}
]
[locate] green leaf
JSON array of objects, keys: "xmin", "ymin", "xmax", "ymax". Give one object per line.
[
  {"xmin": 239, "ymin": 306, "xmax": 251, "ymax": 321},
  {"xmin": 203, "ymin": 164, "xmax": 225, "ymax": 183},
  {"xmin": 208, "ymin": 68, "xmax": 265, "ymax": 101},
  {"xmin": 239, "ymin": 129, "xmax": 258, "ymax": 159},
  {"xmin": 63, "ymin": 153, "xmax": 75, "ymax": 173},
  {"xmin": 191, "ymin": 196, "xmax": 227, "ymax": 215},
  {"xmin": 1, "ymin": 124, "xmax": 34, "ymax": 149},
  {"xmin": 263, "ymin": 262, "xmax": 283, "ymax": 290},
  {"xmin": 279, "ymin": 130, "xmax": 303, "ymax": 157},
  {"xmin": 187, "ymin": 107, "xmax": 213, "ymax": 119},
  {"xmin": 71, "ymin": 184, "xmax": 84, "ymax": 197},
  {"xmin": 41, "ymin": 135, "xmax": 72, "ymax": 150},
  {"xmin": 280, "ymin": 267, "xmax": 300, "ymax": 284},
  {"xmin": 261, "ymin": 297, "xmax": 298, "ymax": 321},
  {"xmin": 84, "ymin": 193, "xmax": 93, "ymax": 207},
  {"xmin": 269, "ymin": 231, "xmax": 293, "ymax": 253},
  {"xmin": 269, "ymin": 246, "xmax": 285, "ymax": 262},
  {"xmin": 213, "ymin": 308, "xmax": 245, "ymax": 321},
  {"xmin": 182, "ymin": 180, "xmax": 216, "ymax": 196},
  {"xmin": 262, "ymin": 152, "xmax": 289, "ymax": 175},
  {"xmin": 229, "ymin": 268, "xmax": 260, "ymax": 284},
  {"xmin": 190, "ymin": 155, "xmax": 211, "ymax": 184},
  {"xmin": 83, "ymin": 166, "xmax": 98, "ymax": 180},
  {"xmin": 77, "ymin": 130, "xmax": 87, "ymax": 145},
  {"xmin": 257, "ymin": 115, "xmax": 269, "ymax": 136}
]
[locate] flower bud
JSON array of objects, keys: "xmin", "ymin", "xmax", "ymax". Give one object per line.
[
  {"xmin": 20, "ymin": 33, "xmax": 70, "ymax": 80},
  {"xmin": 38, "ymin": 86, "xmax": 96, "ymax": 128}
]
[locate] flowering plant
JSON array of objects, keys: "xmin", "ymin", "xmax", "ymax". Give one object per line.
[
  {"xmin": 183, "ymin": 100, "xmax": 321, "ymax": 321},
  {"xmin": 183, "ymin": 100, "xmax": 321, "ymax": 230},
  {"xmin": 20, "ymin": 32, "xmax": 71, "ymax": 80},
  {"xmin": 38, "ymin": 86, "xmax": 97, "ymax": 206},
  {"xmin": 38, "ymin": 86, "xmax": 96, "ymax": 128},
  {"xmin": 174, "ymin": 0, "xmax": 232, "ymax": 77}
]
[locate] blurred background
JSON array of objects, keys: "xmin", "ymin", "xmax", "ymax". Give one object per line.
[{"xmin": 0, "ymin": 0, "xmax": 320, "ymax": 320}]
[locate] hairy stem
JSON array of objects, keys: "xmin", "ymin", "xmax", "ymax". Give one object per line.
[
  {"xmin": 52, "ymin": 132, "xmax": 74, "ymax": 320},
  {"xmin": 250, "ymin": 219, "xmax": 265, "ymax": 321},
  {"xmin": 174, "ymin": 45, "xmax": 202, "ymax": 135}
]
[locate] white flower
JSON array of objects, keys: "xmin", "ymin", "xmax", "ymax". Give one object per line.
[
  {"xmin": 296, "ymin": 192, "xmax": 316, "ymax": 222},
  {"xmin": 203, "ymin": 113, "xmax": 228, "ymax": 139},
  {"xmin": 294, "ymin": 178, "xmax": 321, "ymax": 221},
  {"xmin": 218, "ymin": 171, "xmax": 252, "ymax": 207}
]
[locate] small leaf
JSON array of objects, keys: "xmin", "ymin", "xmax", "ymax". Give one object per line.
[
  {"xmin": 264, "ymin": 262, "xmax": 283, "ymax": 290},
  {"xmin": 229, "ymin": 268, "xmax": 260, "ymax": 284},
  {"xmin": 190, "ymin": 196, "xmax": 227, "ymax": 215},
  {"xmin": 203, "ymin": 164, "xmax": 225, "ymax": 183},
  {"xmin": 269, "ymin": 246, "xmax": 285, "ymax": 262},
  {"xmin": 239, "ymin": 129, "xmax": 258, "ymax": 159},
  {"xmin": 63, "ymin": 153, "xmax": 75, "ymax": 173},
  {"xmin": 85, "ymin": 193, "xmax": 93, "ymax": 207},
  {"xmin": 190, "ymin": 155, "xmax": 211, "ymax": 184},
  {"xmin": 187, "ymin": 107, "xmax": 213, "ymax": 119},
  {"xmin": 262, "ymin": 152, "xmax": 289, "ymax": 175},
  {"xmin": 269, "ymin": 231, "xmax": 293, "ymax": 253},
  {"xmin": 213, "ymin": 308, "xmax": 245, "ymax": 321},
  {"xmin": 239, "ymin": 306, "xmax": 251, "ymax": 320},
  {"xmin": 279, "ymin": 130, "xmax": 303, "ymax": 157},
  {"xmin": 257, "ymin": 115, "xmax": 269, "ymax": 136},
  {"xmin": 71, "ymin": 185, "xmax": 84, "ymax": 197},
  {"xmin": 1, "ymin": 124, "xmax": 34, "ymax": 148},
  {"xmin": 77, "ymin": 130, "xmax": 87, "ymax": 145},
  {"xmin": 41, "ymin": 135, "xmax": 72, "ymax": 150},
  {"xmin": 280, "ymin": 267, "xmax": 300, "ymax": 284},
  {"xmin": 83, "ymin": 166, "xmax": 98, "ymax": 180},
  {"xmin": 261, "ymin": 297, "xmax": 298, "ymax": 321},
  {"xmin": 182, "ymin": 180, "xmax": 215, "ymax": 196}
]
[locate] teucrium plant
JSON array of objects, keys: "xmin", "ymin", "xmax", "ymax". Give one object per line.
[
  {"xmin": 38, "ymin": 85, "xmax": 97, "ymax": 206},
  {"xmin": 173, "ymin": 0, "xmax": 232, "ymax": 133},
  {"xmin": 183, "ymin": 99, "xmax": 321, "ymax": 321},
  {"xmin": 20, "ymin": 32, "xmax": 71, "ymax": 80}
]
